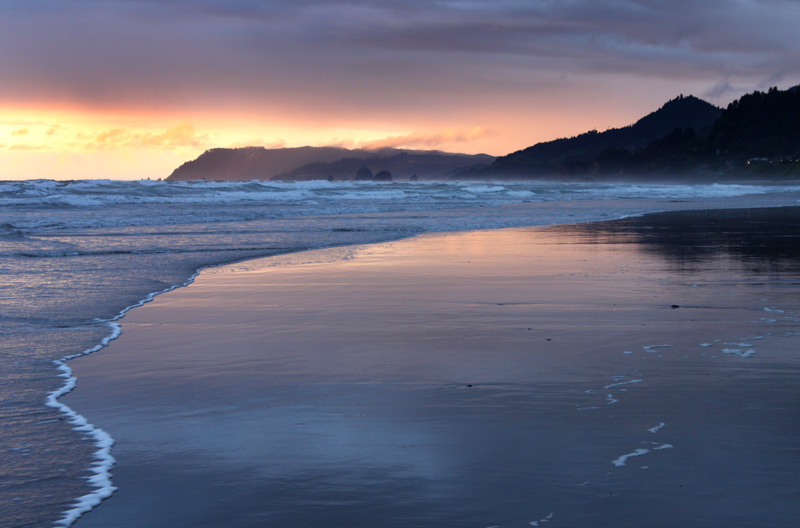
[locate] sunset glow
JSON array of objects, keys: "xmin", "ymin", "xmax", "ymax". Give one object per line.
[{"xmin": 2, "ymin": 0, "xmax": 799, "ymax": 180}]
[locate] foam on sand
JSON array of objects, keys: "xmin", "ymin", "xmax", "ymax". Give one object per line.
[
  {"xmin": 648, "ymin": 423, "xmax": 666, "ymax": 434},
  {"xmin": 46, "ymin": 324, "xmax": 120, "ymax": 527},
  {"xmin": 612, "ymin": 449, "xmax": 650, "ymax": 467},
  {"xmin": 722, "ymin": 348, "xmax": 757, "ymax": 358},
  {"xmin": 47, "ymin": 271, "xmax": 204, "ymax": 526},
  {"xmin": 612, "ymin": 443, "xmax": 673, "ymax": 467},
  {"xmin": 643, "ymin": 344, "xmax": 672, "ymax": 352},
  {"xmin": 529, "ymin": 512, "xmax": 554, "ymax": 526},
  {"xmin": 603, "ymin": 379, "xmax": 643, "ymax": 390}
]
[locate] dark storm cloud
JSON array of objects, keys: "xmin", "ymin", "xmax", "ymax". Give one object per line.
[{"xmin": 1, "ymin": 0, "xmax": 798, "ymax": 110}]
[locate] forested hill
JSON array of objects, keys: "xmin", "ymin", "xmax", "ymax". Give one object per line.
[
  {"xmin": 484, "ymin": 95, "xmax": 723, "ymax": 177},
  {"xmin": 168, "ymin": 146, "xmax": 372, "ymax": 181},
  {"xmin": 708, "ymin": 85, "xmax": 800, "ymax": 158},
  {"xmin": 273, "ymin": 151, "xmax": 495, "ymax": 181},
  {"xmin": 167, "ymin": 146, "xmax": 494, "ymax": 181},
  {"xmin": 472, "ymin": 86, "xmax": 800, "ymax": 180}
]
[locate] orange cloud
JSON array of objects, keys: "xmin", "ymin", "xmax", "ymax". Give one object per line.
[
  {"xmin": 138, "ymin": 123, "xmax": 208, "ymax": 148},
  {"xmin": 11, "ymin": 127, "xmax": 29, "ymax": 136},
  {"xmin": 92, "ymin": 128, "xmax": 128, "ymax": 148},
  {"xmin": 9, "ymin": 143, "xmax": 44, "ymax": 151},
  {"xmin": 358, "ymin": 127, "xmax": 491, "ymax": 150},
  {"xmin": 226, "ymin": 138, "xmax": 288, "ymax": 149},
  {"xmin": 85, "ymin": 123, "xmax": 209, "ymax": 150}
]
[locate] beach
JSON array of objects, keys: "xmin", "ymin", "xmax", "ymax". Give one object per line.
[
  {"xmin": 62, "ymin": 207, "xmax": 800, "ymax": 527},
  {"xmin": 6, "ymin": 2, "xmax": 800, "ymax": 525}
]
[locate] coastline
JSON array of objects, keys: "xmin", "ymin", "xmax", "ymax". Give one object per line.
[{"xmin": 62, "ymin": 206, "xmax": 800, "ymax": 527}]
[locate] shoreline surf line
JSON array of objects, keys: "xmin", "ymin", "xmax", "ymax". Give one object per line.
[{"xmin": 46, "ymin": 268, "xmax": 208, "ymax": 526}]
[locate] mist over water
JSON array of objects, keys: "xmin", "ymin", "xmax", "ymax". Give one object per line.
[{"xmin": 1, "ymin": 178, "xmax": 799, "ymax": 526}]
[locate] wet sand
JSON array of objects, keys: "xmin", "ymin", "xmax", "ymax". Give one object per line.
[{"xmin": 65, "ymin": 207, "xmax": 800, "ymax": 527}]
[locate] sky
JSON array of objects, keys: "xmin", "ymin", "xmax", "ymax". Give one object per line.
[{"xmin": 1, "ymin": 0, "xmax": 799, "ymax": 180}]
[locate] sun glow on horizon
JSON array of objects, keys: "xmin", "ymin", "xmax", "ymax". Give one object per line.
[
  {"xmin": 2, "ymin": 73, "xmax": 792, "ymax": 181},
  {"xmin": 0, "ymin": 93, "xmax": 660, "ymax": 181},
  {"xmin": 3, "ymin": 0, "xmax": 799, "ymax": 180},
  {"xmin": 0, "ymin": 105, "xmax": 508, "ymax": 180}
]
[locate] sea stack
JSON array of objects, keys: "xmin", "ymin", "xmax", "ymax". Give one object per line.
[{"xmin": 354, "ymin": 166, "xmax": 374, "ymax": 181}]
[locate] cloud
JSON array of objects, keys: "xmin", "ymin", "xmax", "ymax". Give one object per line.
[
  {"xmin": 227, "ymin": 138, "xmax": 287, "ymax": 149},
  {"xmin": 91, "ymin": 128, "xmax": 127, "ymax": 148},
  {"xmin": 704, "ymin": 76, "xmax": 738, "ymax": 100},
  {"xmin": 2, "ymin": 0, "xmax": 798, "ymax": 113},
  {"xmin": 45, "ymin": 124, "xmax": 61, "ymax": 135},
  {"xmin": 138, "ymin": 123, "xmax": 207, "ymax": 148},
  {"xmin": 358, "ymin": 127, "xmax": 491, "ymax": 150},
  {"xmin": 85, "ymin": 123, "xmax": 209, "ymax": 150},
  {"xmin": 1, "ymin": 0, "xmax": 799, "ymax": 163},
  {"xmin": 263, "ymin": 139, "xmax": 287, "ymax": 149},
  {"xmin": 11, "ymin": 127, "xmax": 29, "ymax": 136},
  {"xmin": 9, "ymin": 143, "xmax": 43, "ymax": 151}
]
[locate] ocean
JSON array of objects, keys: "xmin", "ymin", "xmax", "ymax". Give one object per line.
[{"xmin": 2, "ymin": 178, "xmax": 800, "ymax": 527}]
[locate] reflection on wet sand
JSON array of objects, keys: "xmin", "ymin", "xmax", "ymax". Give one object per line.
[
  {"xmin": 66, "ymin": 208, "xmax": 800, "ymax": 528},
  {"xmin": 551, "ymin": 206, "xmax": 800, "ymax": 272}
]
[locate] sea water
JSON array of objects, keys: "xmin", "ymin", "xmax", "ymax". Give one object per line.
[{"xmin": 1, "ymin": 178, "xmax": 799, "ymax": 527}]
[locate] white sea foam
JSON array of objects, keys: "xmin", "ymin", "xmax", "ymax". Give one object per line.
[
  {"xmin": 47, "ymin": 270, "xmax": 205, "ymax": 526},
  {"xmin": 643, "ymin": 344, "xmax": 672, "ymax": 351},
  {"xmin": 603, "ymin": 379, "xmax": 643, "ymax": 390},
  {"xmin": 506, "ymin": 190, "xmax": 536, "ymax": 198},
  {"xmin": 2, "ymin": 179, "xmax": 796, "ymax": 231},
  {"xmin": 648, "ymin": 423, "xmax": 666, "ymax": 434},
  {"xmin": 612, "ymin": 441, "xmax": 672, "ymax": 467},
  {"xmin": 722, "ymin": 348, "xmax": 756, "ymax": 358},
  {"xmin": 463, "ymin": 184, "xmax": 506, "ymax": 193},
  {"xmin": 529, "ymin": 512, "xmax": 554, "ymax": 526},
  {"xmin": 47, "ymin": 325, "xmax": 120, "ymax": 527},
  {"xmin": 612, "ymin": 449, "xmax": 650, "ymax": 467}
]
